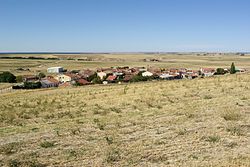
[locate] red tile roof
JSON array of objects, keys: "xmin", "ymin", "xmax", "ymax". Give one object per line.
[
  {"xmin": 106, "ymin": 75, "xmax": 117, "ymax": 81},
  {"xmin": 77, "ymin": 79, "xmax": 90, "ymax": 85}
]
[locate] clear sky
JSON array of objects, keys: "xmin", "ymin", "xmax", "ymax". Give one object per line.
[{"xmin": 0, "ymin": 0, "xmax": 249, "ymax": 52}]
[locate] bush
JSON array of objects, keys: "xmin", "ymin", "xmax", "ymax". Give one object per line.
[
  {"xmin": 0, "ymin": 142, "xmax": 22, "ymax": 155},
  {"xmin": 130, "ymin": 75, "xmax": 152, "ymax": 82},
  {"xmin": 0, "ymin": 72, "xmax": 16, "ymax": 83},
  {"xmin": 214, "ymin": 68, "xmax": 226, "ymax": 75},
  {"xmin": 221, "ymin": 109, "xmax": 241, "ymax": 121},
  {"xmin": 24, "ymin": 82, "xmax": 42, "ymax": 89},
  {"xmin": 16, "ymin": 76, "xmax": 23, "ymax": 83},
  {"xmin": 204, "ymin": 135, "xmax": 220, "ymax": 143},
  {"xmin": 106, "ymin": 149, "xmax": 121, "ymax": 163},
  {"xmin": 92, "ymin": 77, "xmax": 102, "ymax": 84},
  {"xmin": 38, "ymin": 72, "xmax": 46, "ymax": 79}
]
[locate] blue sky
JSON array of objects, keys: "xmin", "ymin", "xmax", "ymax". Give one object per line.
[{"xmin": 0, "ymin": 0, "xmax": 249, "ymax": 52}]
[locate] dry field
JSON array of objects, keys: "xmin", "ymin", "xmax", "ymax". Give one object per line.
[
  {"xmin": 0, "ymin": 72, "xmax": 250, "ymax": 166},
  {"xmin": 0, "ymin": 53, "xmax": 250, "ymax": 76}
]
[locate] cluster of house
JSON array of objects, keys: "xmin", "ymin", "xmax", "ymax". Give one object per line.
[{"xmin": 19, "ymin": 66, "xmax": 246, "ymax": 89}]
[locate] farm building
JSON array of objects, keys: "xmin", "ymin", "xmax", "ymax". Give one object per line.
[
  {"xmin": 142, "ymin": 71, "xmax": 153, "ymax": 77},
  {"xmin": 41, "ymin": 77, "xmax": 59, "ymax": 88},
  {"xmin": 106, "ymin": 75, "xmax": 117, "ymax": 82},
  {"xmin": 47, "ymin": 67, "xmax": 64, "ymax": 73},
  {"xmin": 55, "ymin": 74, "xmax": 72, "ymax": 83},
  {"xmin": 97, "ymin": 72, "xmax": 107, "ymax": 80}
]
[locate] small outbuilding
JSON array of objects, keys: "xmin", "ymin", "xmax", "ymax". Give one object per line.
[{"xmin": 47, "ymin": 67, "xmax": 64, "ymax": 73}]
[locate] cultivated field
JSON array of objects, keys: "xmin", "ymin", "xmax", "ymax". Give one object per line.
[
  {"xmin": 0, "ymin": 53, "xmax": 250, "ymax": 76},
  {"xmin": 0, "ymin": 73, "xmax": 250, "ymax": 166}
]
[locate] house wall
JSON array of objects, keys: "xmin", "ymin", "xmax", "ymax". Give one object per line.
[{"xmin": 55, "ymin": 75, "xmax": 71, "ymax": 83}]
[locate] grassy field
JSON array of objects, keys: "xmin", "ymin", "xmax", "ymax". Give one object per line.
[
  {"xmin": 0, "ymin": 72, "xmax": 250, "ymax": 166},
  {"xmin": 0, "ymin": 53, "xmax": 250, "ymax": 76}
]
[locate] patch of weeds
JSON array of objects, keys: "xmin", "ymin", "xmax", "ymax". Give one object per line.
[
  {"xmin": 110, "ymin": 107, "xmax": 121, "ymax": 113},
  {"xmin": 0, "ymin": 142, "xmax": 22, "ymax": 155},
  {"xmin": 70, "ymin": 128, "xmax": 81, "ymax": 135},
  {"xmin": 177, "ymin": 129, "xmax": 187, "ymax": 136},
  {"xmin": 226, "ymin": 142, "xmax": 238, "ymax": 148},
  {"xmin": 221, "ymin": 109, "xmax": 241, "ymax": 121},
  {"xmin": 76, "ymin": 119, "xmax": 84, "ymax": 124},
  {"xmin": 188, "ymin": 154, "xmax": 198, "ymax": 160},
  {"xmin": 204, "ymin": 95, "xmax": 213, "ymax": 100},
  {"xmin": 241, "ymin": 97, "xmax": 248, "ymax": 101},
  {"xmin": 7, "ymin": 159, "xmax": 21, "ymax": 167},
  {"xmin": 31, "ymin": 127, "xmax": 39, "ymax": 132},
  {"xmin": 226, "ymin": 126, "xmax": 244, "ymax": 136},
  {"xmin": 44, "ymin": 113, "xmax": 55, "ymax": 120},
  {"xmin": 93, "ymin": 118, "xmax": 100, "ymax": 123},
  {"xmin": 204, "ymin": 135, "xmax": 220, "ymax": 143},
  {"xmin": 57, "ymin": 111, "xmax": 74, "ymax": 119},
  {"xmin": 40, "ymin": 141, "xmax": 55, "ymax": 148},
  {"xmin": 94, "ymin": 118, "xmax": 105, "ymax": 130},
  {"xmin": 123, "ymin": 85, "xmax": 129, "ymax": 94},
  {"xmin": 66, "ymin": 149, "xmax": 77, "ymax": 159},
  {"xmin": 54, "ymin": 128, "xmax": 61, "ymax": 136},
  {"xmin": 185, "ymin": 113, "xmax": 195, "ymax": 118},
  {"xmin": 97, "ymin": 122, "xmax": 105, "ymax": 130},
  {"xmin": 7, "ymin": 159, "xmax": 46, "ymax": 167},
  {"xmin": 106, "ymin": 149, "xmax": 121, "ymax": 163},
  {"xmin": 105, "ymin": 136, "xmax": 113, "ymax": 145}
]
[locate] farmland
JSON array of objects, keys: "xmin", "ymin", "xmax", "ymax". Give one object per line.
[
  {"xmin": 0, "ymin": 53, "xmax": 250, "ymax": 76},
  {"xmin": 0, "ymin": 53, "xmax": 250, "ymax": 166}
]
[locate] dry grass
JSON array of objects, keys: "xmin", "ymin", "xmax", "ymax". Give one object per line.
[
  {"xmin": 0, "ymin": 72, "xmax": 250, "ymax": 166},
  {"xmin": 1, "ymin": 53, "xmax": 250, "ymax": 76}
]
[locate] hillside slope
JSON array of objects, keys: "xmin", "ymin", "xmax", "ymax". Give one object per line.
[{"xmin": 0, "ymin": 74, "xmax": 250, "ymax": 166}]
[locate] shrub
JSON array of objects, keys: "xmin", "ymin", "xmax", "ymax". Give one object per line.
[
  {"xmin": 226, "ymin": 126, "xmax": 243, "ymax": 136},
  {"xmin": 0, "ymin": 142, "xmax": 22, "ymax": 155},
  {"xmin": 221, "ymin": 109, "xmax": 241, "ymax": 121},
  {"xmin": 214, "ymin": 68, "xmax": 226, "ymax": 75},
  {"xmin": 40, "ymin": 141, "xmax": 55, "ymax": 148},
  {"xmin": 106, "ymin": 149, "xmax": 121, "ymax": 163},
  {"xmin": 0, "ymin": 72, "xmax": 16, "ymax": 83},
  {"xmin": 92, "ymin": 77, "xmax": 102, "ymax": 84},
  {"xmin": 24, "ymin": 82, "xmax": 42, "ymax": 89},
  {"xmin": 205, "ymin": 135, "xmax": 220, "ymax": 143},
  {"xmin": 38, "ymin": 72, "xmax": 46, "ymax": 79},
  {"xmin": 15, "ymin": 75, "xmax": 23, "ymax": 83}
]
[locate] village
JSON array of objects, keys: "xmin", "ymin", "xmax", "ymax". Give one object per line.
[{"xmin": 1, "ymin": 63, "xmax": 244, "ymax": 89}]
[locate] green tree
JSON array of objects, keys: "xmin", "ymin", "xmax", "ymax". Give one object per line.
[
  {"xmin": 215, "ymin": 68, "xmax": 225, "ymax": 75},
  {"xmin": 230, "ymin": 62, "xmax": 236, "ymax": 74},
  {"xmin": 0, "ymin": 72, "xmax": 16, "ymax": 83},
  {"xmin": 87, "ymin": 73, "xmax": 98, "ymax": 82},
  {"xmin": 24, "ymin": 82, "xmax": 42, "ymax": 89},
  {"xmin": 38, "ymin": 72, "xmax": 46, "ymax": 79},
  {"xmin": 92, "ymin": 77, "xmax": 102, "ymax": 84},
  {"xmin": 16, "ymin": 76, "xmax": 23, "ymax": 83}
]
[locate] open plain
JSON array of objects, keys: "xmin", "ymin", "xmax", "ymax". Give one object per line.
[{"xmin": 0, "ymin": 53, "xmax": 250, "ymax": 166}]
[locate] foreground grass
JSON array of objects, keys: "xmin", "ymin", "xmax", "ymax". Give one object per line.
[{"xmin": 0, "ymin": 73, "xmax": 250, "ymax": 166}]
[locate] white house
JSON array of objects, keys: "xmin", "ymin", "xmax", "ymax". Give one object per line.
[
  {"xmin": 142, "ymin": 71, "xmax": 153, "ymax": 77},
  {"xmin": 47, "ymin": 67, "xmax": 64, "ymax": 73},
  {"xmin": 97, "ymin": 72, "xmax": 107, "ymax": 80},
  {"xmin": 160, "ymin": 73, "xmax": 173, "ymax": 79},
  {"xmin": 54, "ymin": 74, "xmax": 72, "ymax": 83}
]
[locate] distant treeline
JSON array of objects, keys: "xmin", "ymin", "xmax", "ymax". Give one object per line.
[{"xmin": 0, "ymin": 57, "xmax": 59, "ymax": 60}]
